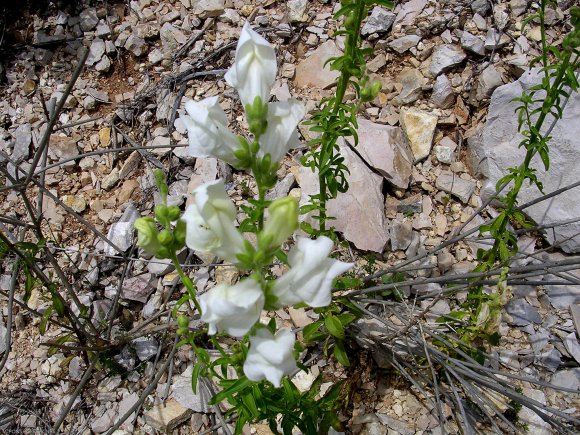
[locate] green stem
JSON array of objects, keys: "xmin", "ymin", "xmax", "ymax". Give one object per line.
[{"xmin": 171, "ymin": 253, "xmax": 201, "ymax": 314}]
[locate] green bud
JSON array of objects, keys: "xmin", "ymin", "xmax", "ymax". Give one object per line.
[
  {"xmin": 134, "ymin": 217, "xmax": 161, "ymax": 256},
  {"xmin": 156, "ymin": 246, "xmax": 171, "ymax": 259},
  {"xmin": 167, "ymin": 206, "xmax": 181, "ymax": 221},
  {"xmin": 173, "ymin": 219, "xmax": 187, "ymax": 249},
  {"xmin": 155, "ymin": 204, "xmax": 168, "ymax": 222},
  {"xmin": 154, "ymin": 169, "xmax": 169, "ymax": 201},
  {"xmin": 360, "ymin": 80, "xmax": 382, "ymax": 102},
  {"xmin": 260, "ymin": 196, "xmax": 298, "ymax": 250},
  {"xmin": 177, "ymin": 315, "xmax": 189, "ymax": 329},
  {"xmin": 158, "ymin": 229, "xmax": 173, "ymax": 246},
  {"xmin": 246, "ymin": 95, "xmax": 268, "ymax": 137}
]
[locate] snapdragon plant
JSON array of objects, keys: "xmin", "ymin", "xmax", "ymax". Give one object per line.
[{"xmin": 135, "ymin": 23, "xmax": 353, "ymax": 433}]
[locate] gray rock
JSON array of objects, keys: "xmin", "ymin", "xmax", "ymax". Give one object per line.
[
  {"xmin": 429, "ymin": 45, "xmax": 466, "ymax": 77},
  {"xmin": 160, "ymin": 23, "xmax": 187, "ymax": 52},
  {"xmin": 529, "ymin": 330, "xmax": 550, "ymax": 354},
  {"xmin": 434, "ymin": 145, "xmax": 453, "ymax": 164},
  {"xmin": 96, "ymin": 22, "xmax": 111, "ymax": 38},
  {"xmin": 563, "ymin": 332, "xmax": 580, "ymax": 364},
  {"xmin": 92, "ymin": 300, "xmax": 112, "ymax": 322},
  {"xmin": 13, "ymin": 123, "xmax": 32, "ymax": 162},
  {"xmin": 388, "ymin": 35, "xmax": 421, "ymax": 54},
  {"xmin": 133, "ymin": 337, "xmax": 159, "ymax": 361},
  {"xmin": 118, "ymin": 393, "xmax": 139, "ymax": 428},
  {"xmin": 125, "ymin": 35, "xmax": 148, "ymax": 57},
  {"xmin": 471, "ymin": 0, "xmax": 491, "ymax": 16},
  {"xmin": 397, "ymin": 194, "xmax": 422, "ymax": 214},
  {"xmin": 297, "ymin": 139, "xmax": 389, "ymax": 253},
  {"xmin": 361, "ymin": 7, "xmax": 396, "ymax": 35},
  {"xmin": 510, "ymin": 0, "xmax": 529, "ymax": 17},
  {"xmin": 121, "ymin": 274, "xmax": 157, "ymax": 303},
  {"xmin": 474, "ymin": 65, "xmax": 503, "ymax": 101},
  {"xmin": 506, "ymin": 298, "xmax": 542, "ymax": 326},
  {"xmin": 192, "ymin": 0, "xmax": 225, "ymax": 19},
  {"xmin": 390, "ymin": 220, "xmax": 413, "ymax": 251},
  {"xmin": 115, "ymin": 346, "xmax": 136, "ymax": 371},
  {"xmin": 352, "ymin": 119, "xmax": 413, "ymax": 189},
  {"xmin": 266, "ymin": 173, "xmax": 296, "ymax": 200},
  {"xmin": 393, "ymin": 68, "xmax": 426, "ymax": 106},
  {"xmin": 295, "ymin": 41, "xmax": 341, "ymax": 89},
  {"xmin": 171, "ymin": 366, "xmax": 212, "ymax": 412},
  {"xmin": 91, "ymin": 408, "xmax": 116, "ymax": 433},
  {"xmin": 393, "ymin": 0, "xmax": 428, "ymax": 28},
  {"xmin": 148, "ymin": 48, "xmax": 164, "ymax": 65},
  {"xmin": 104, "ymin": 204, "xmax": 140, "ymax": 256},
  {"xmin": 95, "ymin": 56, "xmax": 111, "ymax": 73},
  {"xmin": 101, "ymin": 167, "xmax": 119, "ymax": 191},
  {"xmin": 431, "ymin": 74, "xmax": 455, "ymax": 109},
  {"xmin": 287, "ymin": 0, "xmax": 308, "ymax": 22},
  {"xmin": 545, "ymin": 284, "xmax": 580, "ymax": 309},
  {"xmin": 519, "ymin": 389, "xmax": 551, "ymax": 435},
  {"xmin": 571, "ymin": 304, "xmax": 580, "ymax": 336},
  {"xmin": 550, "ymin": 368, "xmax": 580, "ymax": 390},
  {"xmin": 461, "ymin": 31, "xmax": 486, "ymax": 56},
  {"xmin": 467, "ymin": 68, "xmax": 580, "ymax": 252},
  {"xmin": 484, "ymin": 29, "xmax": 510, "ymax": 50},
  {"xmin": 535, "ymin": 347, "xmax": 562, "ymax": 372},
  {"xmin": 80, "ymin": 8, "xmax": 98, "ymax": 32},
  {"xmin": 435, "ymin": 171, "xmax": 476, "ymax": 203},
  {"xmin": 0, "ymin": 313, "xmax": 7, "ymax": 354}
]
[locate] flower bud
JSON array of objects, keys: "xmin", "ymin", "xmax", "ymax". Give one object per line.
[
  {"xmin": 177, "ymin": 315, "xmax": 189, "ymax": 329},
  {"xmin": 173, "ymin": 219, "xmax": 187, "ymax": 249},
  {"xmin": 360, "ymin": 80, "xmax": 382, "ymax": 103},
  {"xmin": 158, "ymin": 229, "xmax": 173, "ymax": 246},
  {"xmin": 167, "ymin": 206, "xmax": 181, "ymax": 221},
  {"xmin": 261, "ymin": 197, "xmax": 298, "ymax": 250},
  {"xmin": 134, "ymin": 217, "xmax": 161, "ymax": 256},
  {"xmin": 246, "ymin": 96, "xmax": 269, "ymax": 137},
  {"xmin": 155, "ymin": 204, "xmax": 168, "ymax": 222}
]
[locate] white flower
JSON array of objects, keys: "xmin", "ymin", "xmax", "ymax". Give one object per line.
[
  {"xmin": 224, "ymin": 22, "xmax": 277, "ymax": 108},
  {"xmin": 259, "ymin": 100, "xmax": 305, "ymax": 162},
  {"xmin": 182, "ymin": 179, "xmax": 245, "ymax": 263},
  {"xmin": 243, "ymin": 328, "xmax": 297, "ymax": 388},
  {"xmin": 181, "ymin": 96, "xmax": 240, "ymax": 166},
  {"xmin": 271, "ymin": 237, "xmax": 354, "ymax": 308},
  {"xmin": 200, "ymin": 278, "xmax": 264, "ymax": 337}
]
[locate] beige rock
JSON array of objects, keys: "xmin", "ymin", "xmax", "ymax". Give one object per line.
[
  {"xmin": 294, "ymin": 41, "xmax": 341, "ymax": 89},
  {"xmin": 400, "ymin": 108, "xmax": 438, "ymax": 162},
  {"xmin": 118, "ymin": 179, "xmax": 139, "ymax": 203},
  {"xmin": 144, "ymin": 399, "xmax": 192, "ymax": 432},
  {"xmin": 102, "ymin": 168, "xmax": 120, "ymax": 191},
  {"xmin": 62, "ymin": 195, "xmax": 86, "ymax": 213}
]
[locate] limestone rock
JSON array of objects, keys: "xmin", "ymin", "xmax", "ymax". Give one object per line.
[
  {"xmin": 393, "ymin": 68, "xmax": 426, "ymax": 106},
  {"xmin": 431, "ymin": 74, "xmax": 455, "ymax": 108},
  {"xmin": 390, "ymin": 220, "xmax": 413, "ymax": 251},
  {"xmin": 361, "ymin": 7, "xmax": 396, "ymax": 35},
  {"xmin": 388, "ymin": 35, "xmax": 421, "ymax": 54},
  {"xmin": 104, "ymin": 204, "xmax": 140, "ymax": 255},
  {"xmin": 171, "ymin": 366, "xmax": 213, "ymax": 413},
  {"xmin": 192, "ymin": 0, "xmax": 225, "ymax": 19},
  {"xmin": 287, "ymin": 0, "xmax": 308, "ymax": 23},
  {"xmin": 435, "ymin": 171, "xmax": 476, "ymax": 203},
  {"xmin": 144, "ymin": 399, "xmax": 192, "ymax": 433},
  {"xmin": 295, "ymin": 41, "xmax": 341, "ymax": 89},
  {"xmin": 393, "ymin": 0, "xmax": 428, "ymax": 28},
  {"xmin": 80, "ymin": 8, "xmax": 98, "ymax": 32},
  {"xmin": 87, "ymin": 38, "xmax": 106, "ymax": 66},
  {"xmin": 125, "ymin": 35, "xmax": 148, "ymax": 57},
  {"xmin": 467, "ymin": 68, "xmax": 580, "ymax": 252},
  {"xmin": 12, "ymin": 123, "xmax": 32, "ymax": 162},
  {"xmin": 460, "ymin": 31, "xmax": 486, "ymax": 56},
  {"xmin": 352, "ymin": 118, "xmax": 413, "ymax": 189},
  {"xmin": 297, "ymin": 139, "xmax": 389, "ymax": 252},
  {"xmin": 429, "ymin": 44, "xmax": 466, "ymax": 77},
  {"xmin": 121, "ymin": 274, "xmax": 157, "ymax": 303},
  {"xmin": 399, "ymin": 108, "xmax": 438, "ymax": 163},
  {"xmin": 474, "ymin": 65, "xmax": 503, "ymax": 101}
]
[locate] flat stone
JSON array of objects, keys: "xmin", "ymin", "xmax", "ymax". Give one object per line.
[
  {"xmin": 436, "ymin": 171, "xmax": 476, "ymax": 203},
  {"xmin": 62, "ymin": 195, "xmax": 86, "ymax": 213},
  {"xmin": 80, "ymin": 8, "xmax": 98, "ymax": 32},
  {"xmin": 519, "ymin": 389, "xmax": 551, "ymax": 435},
  {"xmin": 13, "ymin": 123, "xmax": 32, "ymax": 162},
  {"xmin": 429, "ymin": 44, "xmax": 466, "ymax": 77},
  {"xmin": 144, "ymin": 399, "xmax": 192, "ymax": 433},
  {"xmin": 95, "ymin": 55, "xmax": 111, "ymax": 73},
  {"xmin": 571, "ymin": 304, "xmax": 580, "ymax": 336},
  {"xmin": 297, "ymin": 139, "xmax": 389, "ymax": 253},
  {"xmin": 399, "ymin": 108, "xmax": 438, "ymax": 162},
  {"xmin": 287, "ymin": 0, "xmax": 308, "ymax": 22},
  {"xmin": 125, "ymin": 35, "xmax": 147, "ymax": 57},
  {"xmin": 104, "ymin": 204, "xmax": 140, "ymax": 256},
  {"xmin": 393, "ymin": 68, "xmax": 426, "ymax": 106},
  {"xmin": 353, "ymin": 119, "xmax": 413, "ymax": 189},
  {"xmin": 397, "ymin": 194, "xmax": 422, "ymax": 214},
  {"xmin": 460, "ymin": 31, "xmax": 486, "ymax": 55},
  {"xmin": 295, "ymin": 41, "xmax": 341, "ymax": 89},
  {"xmin": 361, "ymin": 7, "xmax": 396, "ymax": 35},
  {"xmin": 192, "ymin": 0, "xmax": 225, "ymax": 19},
  {"xmin": 535, "ymin": 347, "xmax": 561, "ymax": 372},
  {"xmin": 133, "ymin": 337, "xmax": 159, "ymax": 360},
  {"xmin": 388, "ymin": 35, "xmax": 421, "ymax": 54},
  {"xmin": 471, "ymin": 0, "xmax": 491, "ymax": 16},
  {"xmin": 122, "ymin": 274, "xmax": 157, "ymax": 303},
  {"xmin": 118, "ymin": 393, "xmax": 139, "ymax": 429},
  {"xmin": 467, "ymin": 68, "xmax": 580, "ymax": 252},
  {"xmin": 431, "ymin": 74, "xmax": 455, "ymax": 108},
  {"xmin": 550, "ymin": 368, "xmax": 580, "ymax": 391},
  {"xmin": 506, "ymin": 298, "xmax": 542, "ymax": 326},
  {"xmin": 390, "ymin": 220, "xmax": 413, "ymax": 251},
  {"xmin": 87, "ymin": 38, "xmax": 106, "ymax": 66},
  {"xmin": 171, "ymin": 366, "xmax": 212, "ymax": 413},
  {"xmin": 393, "ymin": 0, "xmax": 428, "ymax": 28},
  {"xmin": 474, "ymin": 65, "xmax": 503, "ymax": 101}
]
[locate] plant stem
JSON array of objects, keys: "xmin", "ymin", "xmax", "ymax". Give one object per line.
[{"xmin": 171, "ymin": 253, "xmax": 201, "ymax": 314}]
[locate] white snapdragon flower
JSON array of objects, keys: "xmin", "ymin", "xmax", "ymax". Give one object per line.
[
  {"xmin": 271, "ymin": 237, "xmax": 354, "ymax": 308},
  {"xmin": 181, "ymin": 96, "xmax": 240, "ymax": 166},
  {"xmin": 200, "ymin": 278, "xmax": 264, "ymax": 337},
  {"xmin": 243, "ymin": 328, "xmax": 297, "ymax": 388},
  {"xmin": 259, "ymin": 100, "xmax": 305, "ymax": 162},
  {"xmin": 224, "ymin": 22, "xmax": 277, "ymax": 108},
  {"xmin": 182, "ymin": 179, "xmax": 245, "ymax": 263}
]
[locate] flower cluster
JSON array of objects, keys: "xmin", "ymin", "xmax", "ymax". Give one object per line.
[{"xmin": 137, "ymin": 23, "xmax": 353, "ymax": 389}]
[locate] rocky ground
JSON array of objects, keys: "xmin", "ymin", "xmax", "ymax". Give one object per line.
[{"xmin": 0, "ymin": 0, "xmax": 579, "ymax": 433}]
